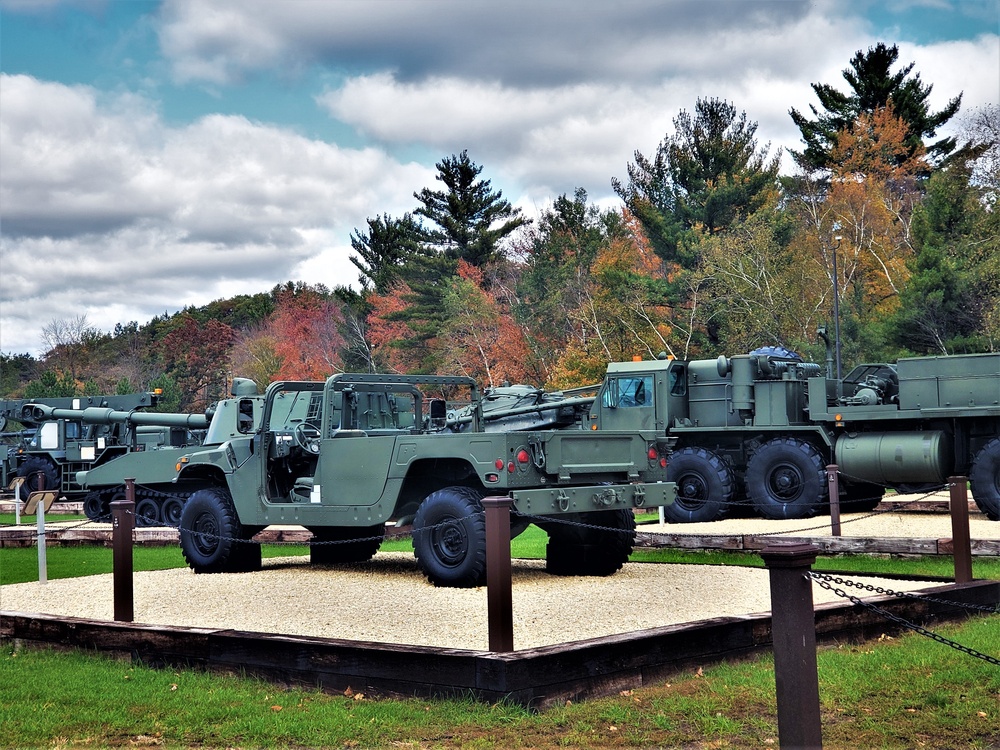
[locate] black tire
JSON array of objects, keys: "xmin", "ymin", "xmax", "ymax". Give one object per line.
[
  {"xmin": 83, "ymin": 491, "xmax": 109, "ymax": 522},
  {"xmin": 309, "ymin": 524, "xmax": 385, "ymax": 564},
  {"xmin": 544, "ymin": 509, "xmax": 637, "ymax": 577},
  {"xmin": 16, "ymin": 457, "xmax": 60, "ymax": 502},
  {"xmin": 746, "ymin": 438, "xmax": 827, "ymax": 520},
  {"xmin": 179, "ymin": 487, "xmax": 260, "ymax": 573},
  {"xmin": 663, "ymin": 447, "xmax": 733, "ymax": 523},
  {"xmin": 134, "ymin": 496, "xmax": 161, "ymax": 527},
  {"xmin": 412, "ymin": 486, "xmax": 487, "ymax": 587},
  {"xmin": 161, "ymin": 496, "xmax": 185, "ymax": 527},
  {"xmin": 970, "ymin": 438, "xmax": 1000, "ymax": 521}
]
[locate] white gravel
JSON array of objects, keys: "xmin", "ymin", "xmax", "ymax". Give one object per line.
[{"xmin": 1, "ymin": 552, "xmax": 932, "ymax": 651}]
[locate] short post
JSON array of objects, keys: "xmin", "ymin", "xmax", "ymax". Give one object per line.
[
  {"xmin": 14, "ymin": 480, "xmax": 22, "ymax": 525},
  {"xmin": 35, "ymin": 471, "xmax": 47, "ymax": 584},
  {"xmin": 111, "ymin": 478, "xmax": 136, "ymax": 622},
  {"xmin": 483, "ymin": 496, "xmax": 514, "ymax": 652},
  {"xmin": 948, "ymin": 476, "xmax": 973, "ymax": 584},
  {"xmin": 761, "ymin": 543, "xmax": 823, "ymax": 750},
  {"xmin": 826, "ymin": 464, "xmax": 841, "ymax": 537}
]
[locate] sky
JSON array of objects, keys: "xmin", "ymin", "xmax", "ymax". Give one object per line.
[{"xmin": 1, "ymin": 0, "xmax": 998, "ymax": 357}]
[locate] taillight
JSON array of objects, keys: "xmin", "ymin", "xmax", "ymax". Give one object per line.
[{"xmin": 516, "ymin": 449, "xmax": 530, "ymax": 465}]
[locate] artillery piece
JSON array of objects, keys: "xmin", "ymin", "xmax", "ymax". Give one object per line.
[
  {"xmin": 2, "ymin": 390, "xmax": 162, "ymax": 502},
  {"xmin": 446, "ymin": 383, "xmax": 597, "ymax": 432},
  {"xmin": 71, "ymin": 378, "xmax": 262, "ymax": 525}
]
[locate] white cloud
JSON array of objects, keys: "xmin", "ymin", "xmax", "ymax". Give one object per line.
[{"xmin": 0, "ymin": 74, "xmax": 433, "ymax": 354}]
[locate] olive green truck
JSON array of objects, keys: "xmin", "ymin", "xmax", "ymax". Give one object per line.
[{"xmin": 170, "ymin": 373, "xmax": 676, "ymax": 587}]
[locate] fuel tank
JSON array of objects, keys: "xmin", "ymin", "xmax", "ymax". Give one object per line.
[{"xmin": 835, "ymin": 431, "xmax": 951, "ymax": 485}]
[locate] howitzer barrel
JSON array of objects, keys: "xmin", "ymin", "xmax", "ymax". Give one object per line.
[{"xmin": 22, "ymin": 404, "xmax": 211, "ymax": 429}]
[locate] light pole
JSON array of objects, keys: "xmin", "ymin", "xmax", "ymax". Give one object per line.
[{"xmin": 832, "ymin": 232, "xmax": 843, "ymax": 380}]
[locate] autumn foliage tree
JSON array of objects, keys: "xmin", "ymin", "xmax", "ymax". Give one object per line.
[{"xmin": 160, "ymin": 315, "xmax": 236, "ymax": 411}]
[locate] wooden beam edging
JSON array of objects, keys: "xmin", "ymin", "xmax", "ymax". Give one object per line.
[
  {"xmin": 3, "ymin": 579, "xmax": 997, "ymax": 709},
  {"xmin": 637, "ymin": 533, "xmax": 1000, "ymax": 557}
]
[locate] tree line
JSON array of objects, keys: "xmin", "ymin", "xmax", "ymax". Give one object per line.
[{"xmin": 2, "ymin": 43, "xmax": 997, "ymax": 412}]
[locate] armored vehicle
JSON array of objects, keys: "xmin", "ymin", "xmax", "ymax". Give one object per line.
[
  {"xmin": 1, "ymin": 391, "xmax": 163, "ymax": 501},
  {"xmin": 588, "ymin": 340, "xmax": 1000, "ymax": 522},
  {"xmin": 172, "ymin": 373, "xmax": 676, "ymax": 587},
  {"xmin": 67, "ymin": 379, "xmax": 263, "ymax": 524}
]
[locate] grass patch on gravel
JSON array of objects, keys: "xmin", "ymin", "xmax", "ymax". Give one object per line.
[{"xmin": 2, "ymin": 616, "xmax": 998, "ymax": 749}]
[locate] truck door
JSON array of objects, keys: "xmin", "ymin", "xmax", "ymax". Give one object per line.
[
  {"xmin": 309, "ymin": 387, "xmax": 407, "ymax": 506},
  {"xmin": 599, "ymin": 373, "xmax": 656, "ymax": 431}
]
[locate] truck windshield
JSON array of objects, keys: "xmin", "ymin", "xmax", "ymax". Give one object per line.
[{"xmin": 603, "ymin": 376, "xmax": 653, "ymax": 408}]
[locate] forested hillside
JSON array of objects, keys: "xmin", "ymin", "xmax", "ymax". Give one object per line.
[{"xmin": 2, "ymin": 44, "xmax": 997, "ymax": 413}]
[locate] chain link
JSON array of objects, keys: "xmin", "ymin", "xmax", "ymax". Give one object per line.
[{"xmin": 809, "ymin": 571, "xmax": 1000, "ymax": 666}]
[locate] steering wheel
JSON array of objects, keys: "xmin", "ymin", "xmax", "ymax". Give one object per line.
[{"xmin": 293, "ymin": 422, "xmax": 322, "ymax": 453}]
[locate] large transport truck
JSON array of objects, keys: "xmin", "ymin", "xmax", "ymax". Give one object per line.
[
  {"xmin": 170, "ymin": 373, "xmax": 676, "ymax": 587},
  {"xmin": 1, "ymin": 391, "xmax": 167, "ymax": 501},
  {"xmin": 586, "ymin": 341, "xmax": 1000, "ymax": 523}
]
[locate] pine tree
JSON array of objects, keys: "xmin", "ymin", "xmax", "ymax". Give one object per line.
[
  {"xmin": 413, "ymin": 150, "xmax": 528, "ymax": 267},
  {"xmin": 790, "ymin": 42, "xmax": 962, "ymax": 171},
  {"xmin": 613, "ymin": 97, "xmax": 781, "ymax": 269}
]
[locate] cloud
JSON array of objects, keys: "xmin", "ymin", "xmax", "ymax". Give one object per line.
[
  {"xmin": 156, "ymin": 0, "xmax": 821, "ymax": 87},
  {"xmin": 0, "ymin": 74, "xmax": 433, "ymax": 354}
]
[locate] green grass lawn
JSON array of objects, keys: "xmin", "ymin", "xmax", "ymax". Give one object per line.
[{"xmin": 1, "ymin": 617, "xmax": 997, "ymax": 749}]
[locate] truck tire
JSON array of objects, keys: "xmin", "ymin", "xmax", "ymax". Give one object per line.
[
  {"xmin": 545, "ymin": 509, "xmax": 637, "ymax": 577},
  {"xmin": 970, "ymin": 438, "xmax": 1000, "ymax": 521},
  {"xmin": 746, "ymin": 438, "xmax": 826, "ymax": 520},
  {"xmin": 663, "ymin": 447, "xmax": 732, "ymax": 523},
  {"xmin": 309, "ymin": 524, "xmax": 385, "ymax": 564},
  {"xmin": 412, "ymin": 486, "xmax": 487, "ymax": 587},
  {"xmin": 16, "ymin": 457, "xmax": 60, "ymax": 502},
  {"xmin": 179, "ymin": 487, "xmax": 261, "ymax": 573}
]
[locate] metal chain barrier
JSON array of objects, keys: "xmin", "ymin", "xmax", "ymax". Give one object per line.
[
  {"xmin": 809, "ymin": 571, "xmax": 1000, "ymax": 666},
  {"xmin": 810, "ymin": 571, "xmax": 1000, "ymax": 615}
]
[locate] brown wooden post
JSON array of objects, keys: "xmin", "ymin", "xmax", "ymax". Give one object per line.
[
  {"xmin": 111, "ymin": 478, "xmax": 136, "ymax": 622},
  {"xmin": 761, "ymin": 543, "xmax": 823, "ymax": 750},
  {"xmin": 949, "ymin": 476, "xmax": 973, "ymax": 584},
  {"xmin": 483, "ymin": 496, "xmax": 513, "ymax": 652},
  {"xmin": 826, "ymin": 464, "xmax": 841, "ymax": 537}
]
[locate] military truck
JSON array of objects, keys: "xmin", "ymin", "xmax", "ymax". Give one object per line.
[
  {"xmin": 1, "ymin": 391, "xmax": 163, "ymax": 501},
  {"xmin": 171, "ymin": 373, "xmax": 675, "ymax": 587},
  {"xmin": 587, "ymin": 341, "xmax": 1000, "ymax": 522},
  {"xmin": 37, "ymin": 379, "xmax": 263, "ymax": 525}
]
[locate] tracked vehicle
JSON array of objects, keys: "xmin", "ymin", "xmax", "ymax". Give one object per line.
[
  {"xmin": 2, "ymin": 391, "xmax": 163, "ymax": 501},
  {"xmin": 65, "ymin": 379, "xmax": 263, "ymax": 524}
]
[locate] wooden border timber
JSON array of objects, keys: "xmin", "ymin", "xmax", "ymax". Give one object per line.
[
  {"xmin": 2, "ymin": 580, "xmax": 997, "ymax": 709},
  {"xmin": 636, "ymin": 533, "xmax": 1000, "ymax": 556}
]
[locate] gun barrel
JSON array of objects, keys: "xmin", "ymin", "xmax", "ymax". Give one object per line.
[{"xmin": 22, "ymin": 404, "xmax": 211, "ymax": 429}]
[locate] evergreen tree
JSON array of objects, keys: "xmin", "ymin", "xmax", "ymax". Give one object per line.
[
  {"xmin": 887, "ymin": 161, "xmax": 993, "ymax": 353},
  {"xmin": 613, "ymin": 97, "xmax": 781, "ymax": 270},
  {"xmin": 413, "ymin": 150, "xmax": 528, "ymax": 267},
  {"xmin": 790, "ymin": 42, "xmax": 962, "ymax": 171},
  {"xmin": 349, "ymin": 213, "xmax": 423, "ymax": 294}
]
